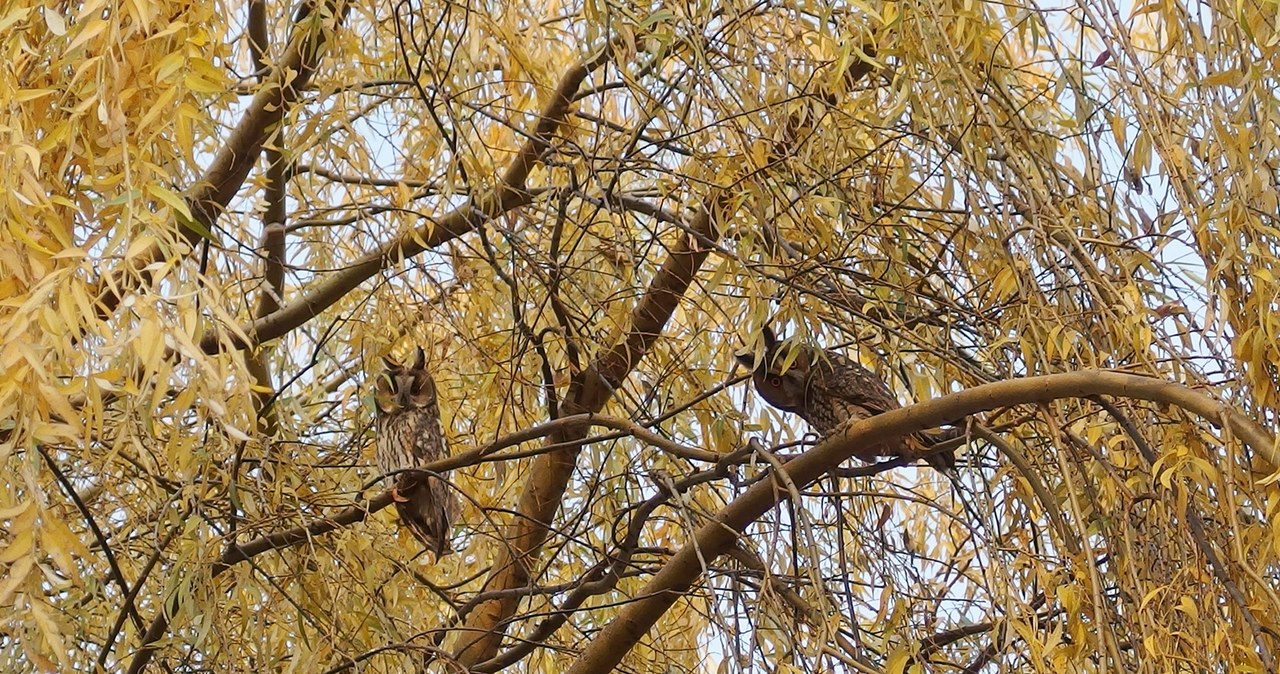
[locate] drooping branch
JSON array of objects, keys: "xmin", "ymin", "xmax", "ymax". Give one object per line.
[
  {"xmin": 565, "ymin": 370, "xmax": 1279, "ymax": 674},
  {"xmin": 198, "ymin": 50, "xmax": 611, "ymax": 354},
  {"xmin": 471, "ymin": 441, "xmax": 764, "ymax": 673},
  {"xmin": 124, "ymin": 489, "xmax": 396, "ymax": 674},
  {"xmin": 1088, "ymin": 395, "xmax": 1276, "ymax": 671},
  {"xmin": 94, "ymin": 0, "xmax": 348, "ymax": 319},
  {"xmin": 37, "ymin": 447, "xmax": 146, "ymax": 636}
]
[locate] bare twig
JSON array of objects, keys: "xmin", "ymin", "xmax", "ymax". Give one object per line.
[{"xmin": 38, "ymin": 446, "xmax": 146, "ymax": 636}]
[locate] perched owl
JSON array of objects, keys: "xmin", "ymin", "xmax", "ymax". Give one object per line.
[
  {"xmin": 374, "ymin": 347, "xmax": 458, "ymax": 557},
  {"xmin": 736, "ymin": 327, "xmax": 958, "ymax": 473}
]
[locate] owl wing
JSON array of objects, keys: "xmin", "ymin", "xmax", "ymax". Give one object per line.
[
  {"xmin": 377, "ymin": 403, "xmax": 457, "ymax": 557},
  {"xmin": 402, "ymin": 407, "xmax": 456, "ymax": 557},
  {"xmin": 395, "ymin": 473, "xmax": 456, "ymax": 557},
  {"xmin": 811, "ymin": 348, "xmax": 901, "ymax": 415}
]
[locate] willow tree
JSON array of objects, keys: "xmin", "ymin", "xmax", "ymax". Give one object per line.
[{"xmin": 3, "ymin": 0, "xmax": 1279, "ymax": 671}]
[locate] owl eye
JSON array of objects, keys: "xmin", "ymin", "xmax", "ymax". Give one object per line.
[{"xmin": 770, "ymin": 376, "xmax": 783, "ymax": 388}]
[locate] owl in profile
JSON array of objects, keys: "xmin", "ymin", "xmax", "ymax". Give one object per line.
[
  {"xmin": 737, "ymin": 326, "xmax": 958, "ymax": 473},
  {"xmin": 373, "ymin": 347, "xmax": 457, "ymax": 557}
]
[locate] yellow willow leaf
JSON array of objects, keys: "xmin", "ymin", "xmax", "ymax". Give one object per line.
[
  {"xmin": 137, "ymin": 86, "xmax": 179, "ymax": 131},
  {"xmin": 40, "ymin": 515, "xmax": 88, "ymax": 581},
  {"xmin": 56, "ymin": 285, "xmax": 83, "ymax": 333},
  {"xmin": 125, "ymin": 0, "xmax": 153, "ymax": 27},
  {"xmin": 14, "ymin": 89, "xmax": 56, "ymax": 103},
  {"xmin": 223, "ymin": 422, "xmax": 251, "ymax": 443},
  {"xmin": 0, "ymin": 529, "xmax": 33, "ymax": 563},
  {"xmin": 7, "ymin": 218, "xmax": 54, "ymax": 256},
  {"xmin": 0, "ymin": 5, "xmax": 28, "ymax": 31},
  {"xmin": 1045, "ymin": 323, "xmax": 1062, "ymax": 360},
  {"xmin": 39, "ymin": 383, "xmax": 79, "ymax": 432},
  {"xmin": 31, "ymin": 422, "xmax": 81, "ymax": 444},
  {"xmin": 1058, "ymin": 583, "xmax": 1081, "ymax": 613},
  {"xmin": 49, "ymin": 246, "xmax": 85, "ymax": 260},
  {"xmin": 65, "ymin": 16, "xmax": 108, "ymax": 52},
  {"xmin": 0, "ymin": 500, "xmax": 34, "ymax": 520},
  {"xmin": 175, "ymin": 101, "xmax": 197, "ymax": 154},
  {"xmin": 1177, "ymin": 595, "xmax": 1199, "ymax": 620},
  {"xmin": 28, "ymin": 598, "xmax": 70, "ymax": 670},
  {"xmin": 42, "ymin": 6, "xmax": 66, "ymax": 35},
  {"xmin": 145, "ymin": 184, "xmax": 193, "ymax": 221},
  {"xmin": 885, "ymin": 647, "xmax": 912, "ymax": 674},
  {"xmin": 73, "ymin": 0, "xmax": 107, "ymax": 21},
  {"xmin": 154, "ymin": 51, "xmax": 186, "ymax": 83},
  {"xmin": 1256, "ymin": 468, "xmax": 1280, "ymax": 487},
  {"xmin": 0, "ymin": 556, "xmax": 33, "ymax": 607},
  {"xmin": 124, "ymin": 234, "xmax": 158, "ymax": 261},
  {"xmin": 184, "ymin": 71, "xmax": 226, "ymax": 94},
  {"xmin": 133, "ymin": 317, "xmax": 165, "ymax": 375}
]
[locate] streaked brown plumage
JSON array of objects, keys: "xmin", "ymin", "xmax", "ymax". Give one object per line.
[
  {"xmin": 737, "ymin": 327, "xmax": 957, "ymax": 473},
  {"xmin": 374, "ymin": 347, "xmax": 457, "ymax": 557}
]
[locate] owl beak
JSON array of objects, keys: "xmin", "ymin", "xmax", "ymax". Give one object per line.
[{"xmin": 396, "ymin": 388, "xmax": 413, "ymax": 408}]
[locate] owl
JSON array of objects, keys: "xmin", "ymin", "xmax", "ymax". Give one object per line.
[
  {"xmin": 736, "ymin": 327, "xmax": 957, "ymax": 473},
  {"xmin": 374, "ymin": 347, "xmax": 458, "ymax": 557}
]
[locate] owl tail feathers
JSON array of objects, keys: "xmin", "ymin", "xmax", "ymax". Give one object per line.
[
  {"xmin": 914, "ymin": 426, "xmax": 965, "ymax": 475},
  {"xmin": 923, "ymin": 446, "xmax": 958, "ymax": 474},
  {"xmin": 393, "ymin": 476, "xmax": 454, "ymax": 559}
]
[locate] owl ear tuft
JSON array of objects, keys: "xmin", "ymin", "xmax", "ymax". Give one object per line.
[
  {"xmin": 413, "ymin": 346, "xmax": 426, "ymax": 370},
  {"xmin": 761, "ymin": 325, "xmax": 780, "ymax": 350},
  {"xmin": 382, "ymin": 355, "xmax": 399, "ymax": 371}
]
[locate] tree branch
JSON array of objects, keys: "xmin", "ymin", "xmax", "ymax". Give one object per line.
[
  {"xmin": 565, "ymin": 370, "xmax": 1279, "ymax": 674},
  {"xmin": 121, "ymin": 406, "xmax": 711, "ymax": 673},
  {"xmin": 448, "ymin": 198, "xmax": 724, "ymax": 666},
  {"xmin": 94, "ymin": 0, "xmax": 347, "ymax": 320},
  {"xmin": 199, "ymin": 50, "xmax": 611, "ymax": 354}
]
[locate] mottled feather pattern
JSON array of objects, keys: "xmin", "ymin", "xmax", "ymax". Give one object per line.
[
  {"xmin": 738, "ymin": 328, "xmax": 957, "ymax": 473},
  {"xmin": 374, "ymin": 348, "xmax": 458, "ymax": 557}
]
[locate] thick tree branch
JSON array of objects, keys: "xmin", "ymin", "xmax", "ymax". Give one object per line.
[
  {"xmin": 95, "ymin": 0, "xmax": 347, "ymax": 319},
  {"xmin": 565, "ymin": 370, "xmax": 1279, "ymax": 674},
  {"xmin": 121, "ymin": 406, "xmax": 711, "ymax": 674},
  {"xmin": 449, "ymin": 199, "xmax": 724, "ymax": 666},
  {"xmin": 199, "ymin": 50, "xmax": 610, "ymax": 354}
]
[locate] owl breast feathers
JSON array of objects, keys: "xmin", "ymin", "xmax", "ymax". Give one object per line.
[
  {"xmin": 736, "ymin": 327, "xmax": 957, "ymax": 473},
  {"xmin": 374, "ymin": 347, "xmax": 459, "ymax": 557}
]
